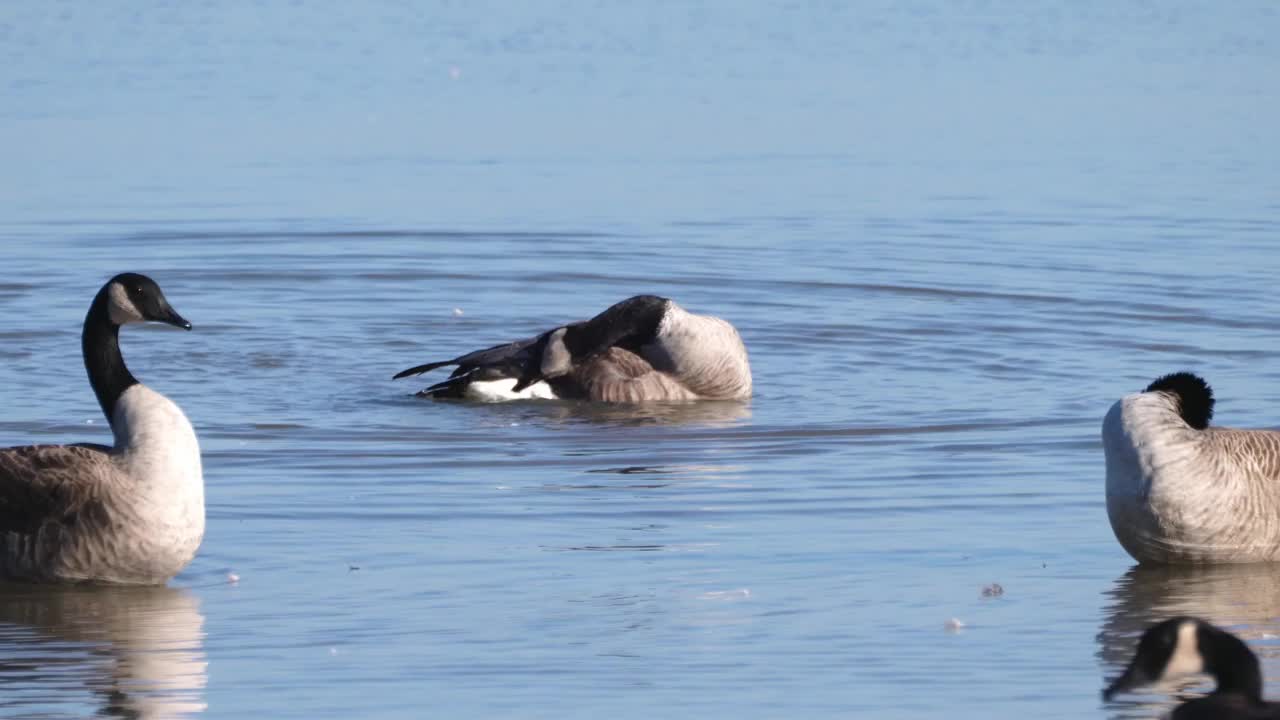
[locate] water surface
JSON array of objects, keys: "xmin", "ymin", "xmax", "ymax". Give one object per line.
[{"xmin": 2, "ymin": 2, "xmax": 1279, "ymax": 718}]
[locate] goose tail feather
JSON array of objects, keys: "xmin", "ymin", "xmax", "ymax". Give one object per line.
[{"xmin": 415, "ymin": 374, "xmax": 473, "ymax": 398}]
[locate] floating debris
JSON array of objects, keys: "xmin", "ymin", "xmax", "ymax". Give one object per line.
[
  {"xmin": 452, "ymin": 307, "xmax": 464, "ymax": 316},
  {"xmin": 226, "ymin": 572, "xmax": 240, "ymax": 585},
  {"xmin": 981, "ymin": 583, "xmax": 1004, "ymax": 598},
  {"xmin": 944, "ymin": 617, "xmax": 966, "ymax": 633}
]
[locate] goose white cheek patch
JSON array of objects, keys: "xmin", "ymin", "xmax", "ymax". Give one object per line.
[
  {"xmin": 1163, "ymin": 621, "xmax": 1206, "ymax": 679},
  {"xmin": 107, "ymin": 284, "xmax": 144, "ymax": 325}
]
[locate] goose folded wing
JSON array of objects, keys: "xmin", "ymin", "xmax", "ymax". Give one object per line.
[
  {"xmin": 572, "ymin": 347, "xmax": 698, "ymax": 402},
  {"xmin": 0, "ymin": 444, "xmax": 112, "ymax": 537}
]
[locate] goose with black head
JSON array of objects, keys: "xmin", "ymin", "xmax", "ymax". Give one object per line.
[
  {"xmin": 0, "ymin": 273, "xmax": 202, "ymax": 584},
  {"xmin": 1103, "ymin": 371, "xmax": 1280, "ymax": 563},
  {"xmin": 1104, "ymin": 617, "xmax": 1280, "ymax": 719},
  {"xmin": 394, "ymin": 295, "xmax": 752, "ymax": 403}
]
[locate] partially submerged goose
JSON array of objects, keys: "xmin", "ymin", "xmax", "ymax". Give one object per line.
[
  {"xmin": 1104, "ymin": 617, "xmax": 1280, "ymax": 719},
  {"xmin": 1103, "ymin": 371, "xmax": 1280, "ymax": 564},
  {"xmin": 394, "ymin": 295, "xmax": 751, "ymax": 402},
  {"xmin": 0, "ymin": 273, "xmax": 202, "ymax": 584}
]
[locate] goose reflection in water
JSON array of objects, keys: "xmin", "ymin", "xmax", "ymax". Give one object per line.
[
  {"xmin": 0, "ymin": 584, "xmax": 206, "ymax": 718},
  {"xmin": 549, "ymin": 399, "xmax": 752, "ymax": 428},
  {"xmin": 1097, "ymin": 565, "xmax": 1280, "ymax": 719},
  {"xmin": 449, "ymin": 397, "xmax": 753, "ymax": 431}
]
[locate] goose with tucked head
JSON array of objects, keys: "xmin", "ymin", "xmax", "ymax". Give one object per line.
[
  {"xmin": 394, "ymin": 295, "xmax": 752, "ymax": 403},
  {"xmin": 1103, "ymin": 371, "xmax": 1280, "ymax": 563},
  {"xmin": 1104, "ymin": 617, "xmax": 1280, "ymax": 719},
  {"xmin": 0, "ymin": 273, "xmax": 202, "ymax": 584}
]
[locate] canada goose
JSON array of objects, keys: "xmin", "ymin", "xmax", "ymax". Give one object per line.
[
  {"xmin": 1099, "ymin": 564, "xmax": 1280, "ymax": 664},
  {"xmin": 394, "ymin": 295, "xmax": 752, "ymax": 402},
  {"xmin": 1103, "ymin": 371, "xmax": 1280, "ymax": 564},
  {"xmin": 1103, "ymin": 617, "xmax": 1280, "ymax": 719},
  {"xmin": 0, "ymin": 273, "xmax": 202, "ymax": 584}
]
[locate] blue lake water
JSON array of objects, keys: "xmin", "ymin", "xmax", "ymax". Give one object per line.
[{"xmin": 2, "ymin": 2, "xmax": 1279, "ymax": 718}]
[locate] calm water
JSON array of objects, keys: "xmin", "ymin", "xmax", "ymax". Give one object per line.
[{"xmin": 2, "ymin": 2, "xmax": 1280, "ymax": 718}]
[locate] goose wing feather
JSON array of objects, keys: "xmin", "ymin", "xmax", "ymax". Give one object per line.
[
  {"xmin": 394, "ymin": 334, "xmax": 548, "ymax": 381},
  {"xmin": 1216, "ymin": 429, "xmax": 1280, "ymax": 476},
  {"xmin": 570, "ymin": 347, "xmax": 698, "ymax": 402},
  {"xmin": 395, "ymin": 321, "xmax": 591, "ymax": 383},
  {"xmin": 0, "ymin": 444, "xmax": 113, "ymax": 537}
]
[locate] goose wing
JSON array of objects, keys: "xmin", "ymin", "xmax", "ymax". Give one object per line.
[
  {"xmin": 394, "ymin": 328, "xmax": 558, "ymax": 398},
  {"xmin": 570, "ymin": 347, "xmax": 698, "ymax": 402},
  {"xmin": 394, "ymin": 320, "xmax": 592, "ymax": 389},
  {"xmin": 0, "ymin": 444, "xmax": 113, "ymax": 537},
  {"xmin": 1205, "ymin": 428, "xmax": 1280, "ymax": 481},
  {"xmin": 392, "ymin": 337, "xmax": 540, "ymax": 380}
]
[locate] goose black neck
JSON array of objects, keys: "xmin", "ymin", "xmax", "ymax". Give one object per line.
[
  {"xmin": 563, "ymin": 295, "xmax": 668, "ymax": 358},
  {"xmin": 82, "ymin": 288, "xmax": 137, "ymax": 422},
  {"xmin": 1205, "ymin": 628, "xmax": 1264, "ymax": 701}
]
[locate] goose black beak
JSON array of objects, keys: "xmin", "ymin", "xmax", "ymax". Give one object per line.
[{"xmin": 161, "ymin": 308, "xmax": 193, "ymax": 331}]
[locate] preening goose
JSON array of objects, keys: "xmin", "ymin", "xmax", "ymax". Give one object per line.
[
  {"xmin": 394, "ymin": 295, "xmax": 752, "ymax": 402},
  {"xmin": 1104, "ymin": 617, "xmax": 1280, "ymax": 719},
  {"xmin": 1103, "ymin": 371, "xmax": 1280, "ymax": 564},
  {"xmin": 0, "ymin": 273, "xmax": 202, "ymax": 584}
]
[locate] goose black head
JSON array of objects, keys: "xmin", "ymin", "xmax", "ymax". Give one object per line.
[
  {"xmin": 1145, "ymin": 372, "xmax": 1214, "ymax": 430},
  {"xmin": 1104, "ymin": 617, "xmax": 1262, "ymax": 702},
  {"xmin": 104, "ymin": 273, "xmax": 192, "ymax": 330}
]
